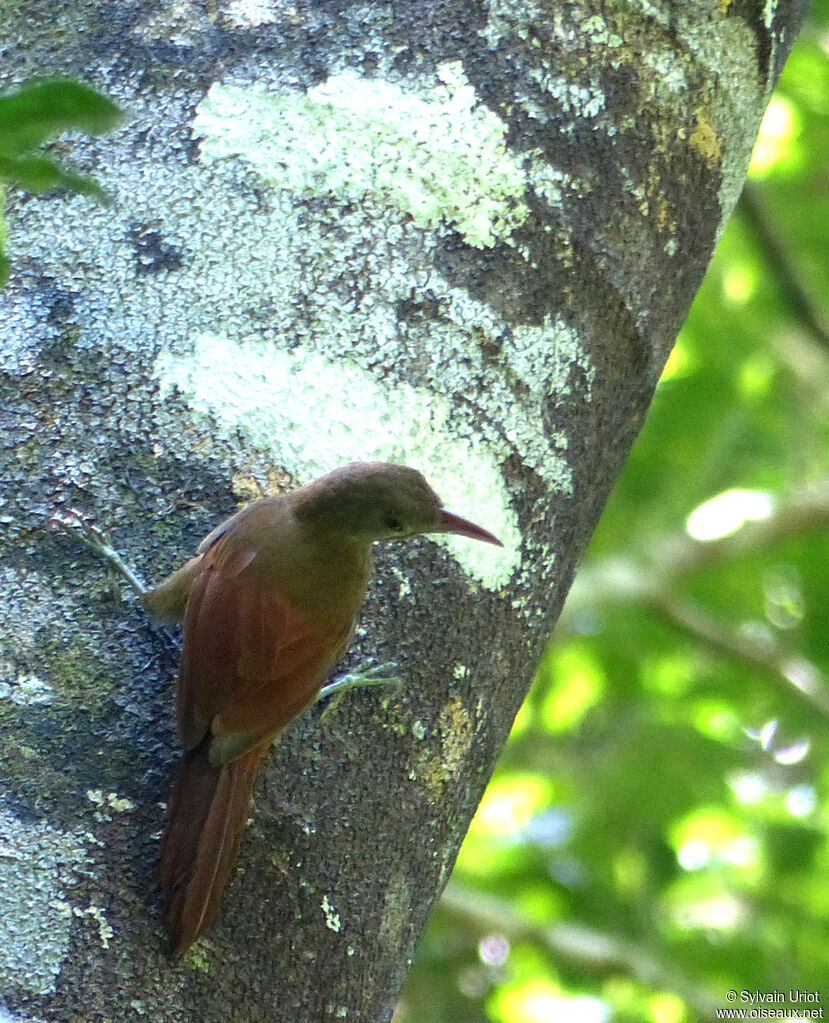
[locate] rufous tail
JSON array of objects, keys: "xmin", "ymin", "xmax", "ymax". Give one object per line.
[{"xmin": 159, "ymin": 738, "xmax": 268, "ymax": 954}]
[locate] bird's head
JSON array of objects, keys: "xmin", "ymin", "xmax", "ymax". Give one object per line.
[{"xmin": 295, "ymin": 462, "xmax": 503, "ymax": 547}]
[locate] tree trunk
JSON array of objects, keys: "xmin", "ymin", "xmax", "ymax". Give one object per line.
[{"xmin": 0, "ymin": 2, "xmax": 807, "ymax": 1020}]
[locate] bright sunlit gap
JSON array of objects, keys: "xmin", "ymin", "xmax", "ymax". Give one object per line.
[
  {"xmin": 649, "ymin": 993, "xmax": 686, "ymax": 1023},
  {"xmin": 489, "ymin": 978, "xmax": 608, "ymax": 1023},
  {"xmin": 672, "ymin": 891, "xmax": 745, "ymax": 931},
  {"xmin": 543, "ymin": 645, "xmax": 606, "ymax": 731},
  {"xmin": 748, "ymin": 95, "xmax": 801, "ymax": 177},
  {"xmin": 721, "ymin": 262, "xmax": 759, "ymax": 305},
  {"xmin": 469, "ymin": 774, "xmax": 555, "ymax": 837},
  {"xmin": 479, "ymin": 935, "xmax": 510, "ymax": 967},
  {"xmin": 685, "ymin": 488, "xmax": 773, "ymax": 541},
  {"xmin": 671, "ymin": 807, "xmax": 760, "ymax": 873},
  {"xmin": 730, "ymin": 771, "xmax": 817, "ymax": 818},
  {"xmin": 786, "ymin": 785, "xmax": 817, "ymax": 817},
  {"xmin": 658, "ymin": 336, "xmax": 692, "ymax": 383}
]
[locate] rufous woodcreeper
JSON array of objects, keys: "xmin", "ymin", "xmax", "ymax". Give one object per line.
[{"xmin": 141, "ymin": 462, "xmax": 502, "ymax": 952}]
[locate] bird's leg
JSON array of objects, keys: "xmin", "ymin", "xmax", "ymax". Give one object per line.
[
  {"xmin": 318, "ymin": 662, "xmax": 402, "ymax": 718},
  {"xmin": 50, "ymin": 509, "xmax": 180, "ymax": 653},
  {"xmin": 51, "ymin": 508, "xmax": 149, "ymax": 598},
  {"xmin": 319, "ymin": 662, "xmax": 402, "ymax": 700}
]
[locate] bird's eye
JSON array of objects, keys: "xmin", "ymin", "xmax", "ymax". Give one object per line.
[{"xmin": 384, "ymin": 513, "xmax": 404, "ymax": 532}]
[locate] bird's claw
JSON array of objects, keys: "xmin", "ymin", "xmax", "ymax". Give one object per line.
[
  {"xmin": 50, "ymin": 508, "xmax": 107, "ymax": 552},
  {"xmin": 318, "ymin": 662, "xmax": 403, "ymax": 717},
  {"xmin": 50, "ymin": 508, "xmax": 148, "ymax": 598}
]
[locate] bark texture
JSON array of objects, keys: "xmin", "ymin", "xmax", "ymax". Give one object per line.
[{"xmin": 0, "ymin": 2, "xmax": 807, "ymax": 1021}]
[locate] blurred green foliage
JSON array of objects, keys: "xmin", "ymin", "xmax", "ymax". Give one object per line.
[
  {"xmin": 400, "ymin": 5, "xmax": 829, "ymax": 1021},
  {"xmin": 0, "ymin": 78, "xmax": 121, "ymax": 284}
]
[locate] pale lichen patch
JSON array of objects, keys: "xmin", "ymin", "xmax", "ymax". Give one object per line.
[
  {"xmin": 222, "ymin": 0, "xmax": 287, "ymax": 27},
  {"xmin": 578, "ymin": 15, "xmax": 624, "ymax": 49},
  {"xmin": 0, "ymin": 672, "xmax": 52, "ymax": 706},
  {"xmin": 0, "ymin": 810, "xmax": 89, "ymax": 995},
  {"xmin": 86, "ymin": 790, "xmax": 136, "ymax": 822},
  {"xmin": 378, "ymin": 868, "xmax": 412, "ymax": 950},
  {"xmin": 155, "ymin": 335, "xmax": 521, "ymax": 588},
  {"xmin": 194, "ymin": 62, "xmax": 530, "ymax": 249},
  {"xmin": 677, "ymin": 15, "xmax": 772, "ymax": 221},
  {"xmin": 131, "ymin": 0, "xmax": 212, "ymax": 45},
  {"xmin": 479, "ymin": 0, "xmax": 558, "ymax": 46},
  {"xmin": 72, "ymin": 904, "xmax": 113, "ymax": 949},
  {"xmin": 529, "ymin": 66, "xmax": 607, "ymax": 121},
  {"xmin": 9, "ymin": 63, "xmax": 590, "ymax": 572},
  {"xmin": 0, "ymin": 1010, "xmax": 47, "ymax": 1023},
  {"xmin": 389, "ymin": 566, "xmax": 412, "ymax": 601},
  {"xmin": 321, "ymin": 894, "xmax": 342, "ymax": 933}
]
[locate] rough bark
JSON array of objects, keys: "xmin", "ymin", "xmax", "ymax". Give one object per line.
[{"xmin": 0, "ymin": 2, "xmax": 807, "ymax": 1021}]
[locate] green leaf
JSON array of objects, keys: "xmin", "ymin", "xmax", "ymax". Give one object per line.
[
  {"xmin": 0, "ymin": 78, "xmax": 122, "ymax": 286},
  {"xmin": 0, "ymin": 78, "xmax": 122, "ymax": 156},
  {"xmin": 0, "ymin": 153, "xmax": 106, "ymax": 198}
]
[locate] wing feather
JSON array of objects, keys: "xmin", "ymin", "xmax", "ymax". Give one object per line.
[{"xmin": 176, "ymin": 536, "xmax": 352, "ymax": 761}]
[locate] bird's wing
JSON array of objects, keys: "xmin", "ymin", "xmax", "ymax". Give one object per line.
[{"xmin": 176, "ymin": 538, "xmax": 352, "ymax": 762}]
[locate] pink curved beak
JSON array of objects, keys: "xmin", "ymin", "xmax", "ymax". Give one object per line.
[{"xmin": 437, "ymin": 509, "xmax": 503, "ymax": 547}]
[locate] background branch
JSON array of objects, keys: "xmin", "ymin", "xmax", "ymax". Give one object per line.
[
  {"xmin": 439, "ymin": 885, "xmax": 721, "ymax": 1019},
  {"xmin": 739, "ymin": 182, "xmax": 829, "ymax": 352}
]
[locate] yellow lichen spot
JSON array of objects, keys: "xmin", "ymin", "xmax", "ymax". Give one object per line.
[
  {"xmin": 415, "ymin": 696, "xmax": 475, "ymax": 794},
  {"xmin": 689, "ymin": 112, "xmax": 721, "ymax": 168},
  {"xmin": 718, "ymin": 0, "xmax": 732, "ymax": 13},
  {"xmin": 231, "ymin": 473, "xmax": 263, "ymax": 502},
  {"xmin": 657, "ymin": 195, "xmax": 675, "ymax": 234},
  {"xmin": 266, "ymin": 466, "xmax": 296, "ymax": 493},
  {"xmin": 439, "ymin": 696, "xmax": 474, "ymax": 774},
  {"xmin": 231, "ymin": 466, "xmax": 295, "ymax": 501}
]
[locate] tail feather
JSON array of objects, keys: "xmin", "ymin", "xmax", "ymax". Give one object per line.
[{"xmin": 159, "ymin": 738, "xmax": 267, "ymax": 953}]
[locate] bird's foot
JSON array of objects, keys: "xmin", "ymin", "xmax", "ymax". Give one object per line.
[
  {"xmin": 50, "ymin": 508, "xmax": 148, "ymax": 598},
  {"xmin": 318, "ymin": 662, "xmax": 402, "ymax": 717},
  {"xmin": 50, "ymin": 509, "xmax": 181, "ymax": 655}
]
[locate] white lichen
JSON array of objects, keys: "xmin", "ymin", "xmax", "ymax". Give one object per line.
[
  {"xmin": 674, "ymin": 14, "xmax": 773, "ymax": 223},
  {"xmin": 194, "ymin": 62, "xmax": 530, "ymax": 249},
  {"xmin": 528, "ymin": 67, "xmax": 606, "ymax": 118},
  {"xmin": 86, "ymin": 790, "xmax": 135, "ymax": 820},
  {"xmin": 72, "ymin": 903, "xmax": 114, "ymax": 949},
  {"xmin": 0, "ymin": 672, "xmax": 53, "ymax": 706},
  {"xmin": 389, "ymin": 566, "xmax": 412, "ymax": 600},
  {"xmin": 223, "ymin": 0, "xmax": 287, "ymax": 27},
  {"xmin": 0, "ymin": 1010, "xmax": 47, "ymax": 1023},
  {"xmin": 156, "ymin": 335, "xmax": 522, "ymax": 588},
  {"xmin": 321, "ymin": 894, "xmax": 342, "ymax": 933},
  {"xmin": 0, "ymin": 810, "xmax": 89, "ymax": 995},
  {"xmin": 578, "ymin": 15, "xmax": 623, "ymax": 49},
  {"xmin": 478, "ymin": 0, "xmax": 554, "ymax": 46}
]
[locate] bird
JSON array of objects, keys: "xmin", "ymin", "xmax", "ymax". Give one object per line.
[{"xmin": 138, "ymin": 461, "xmax": 503, "ymax": 953}]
